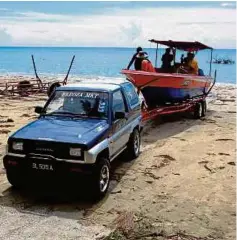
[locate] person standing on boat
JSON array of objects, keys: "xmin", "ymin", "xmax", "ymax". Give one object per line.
[
  {"xmin": 127, "ymin": 46, "xmax": 147, "ymax": 70},
  {"xmin": 161, "ymin": 48, "xmax": 174, "ymax": 72},
  {"xmin": 136, "ymin": 51, "xmax": 156, "ymax": 72}
]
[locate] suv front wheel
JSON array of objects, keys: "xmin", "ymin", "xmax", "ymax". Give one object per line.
[
  {"xmin": 91, "ymin": 157, "xmax": 110, "ymax": 199},
  {"xmin": 6, "ymin": 169, "xmax": 23, "ymax": 188}
]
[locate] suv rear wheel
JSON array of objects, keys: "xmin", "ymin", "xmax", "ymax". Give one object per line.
[{"xmin": 127, "ymin": 128, "xmax": 141, "ymax": 160}]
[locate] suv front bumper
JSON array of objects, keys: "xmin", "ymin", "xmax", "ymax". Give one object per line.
[{"xmin": 3, "ymin": 153, "xmax": 97, "ymax": 183}]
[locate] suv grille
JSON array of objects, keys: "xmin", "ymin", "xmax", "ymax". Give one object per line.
[{"xmin": 23, "ymin": 140, "xmax": 85, "ymax": 160}]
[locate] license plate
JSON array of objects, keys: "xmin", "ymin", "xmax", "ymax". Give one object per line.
[{"xmin": 32, "ymin": 163, "xmax": 54, "ymax": 171}]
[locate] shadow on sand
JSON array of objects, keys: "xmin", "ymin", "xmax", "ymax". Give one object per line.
[{"xmin": 0, "ymin": 110, "xmax": 215, "ymax": 221}]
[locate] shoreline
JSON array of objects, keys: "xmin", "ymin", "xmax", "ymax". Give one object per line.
[{"xmin": 0, "ymin": 74, "xmax": 236, "ymax": 86}]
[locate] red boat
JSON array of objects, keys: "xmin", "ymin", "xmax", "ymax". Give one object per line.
[{"xmin": 121, "ymin": 40, "xmax": 216, "ymax": 121}]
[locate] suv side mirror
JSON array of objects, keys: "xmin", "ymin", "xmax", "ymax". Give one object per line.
[
  {"xmin": 115, "ymin": 111, "xmax": 125, "ymax": 119},
  {"xmin": 35, "ymin": 106, "xmax": 44, "ymax": 114}
]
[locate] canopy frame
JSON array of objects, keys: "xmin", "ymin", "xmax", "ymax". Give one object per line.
[{"xmin": 149, "ymin": 39, "xmax": 214, "ymax": 76}]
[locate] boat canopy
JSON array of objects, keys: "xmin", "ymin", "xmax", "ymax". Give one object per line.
[{"xmin": 149, "ymin": 39, "xmax": 213, "ymax": 51}]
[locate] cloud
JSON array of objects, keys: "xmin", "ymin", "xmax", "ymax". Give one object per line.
[
  {"xmin": 0, "ymin": 6, "xmax": 236, "ymax": 48},
  {"xmin": 221, "ymin": 2, "xmax": 236, "ymax": 7},
  {"xmin": 0, "ymin": 27, "xmax": 12, "ymax": 45}
]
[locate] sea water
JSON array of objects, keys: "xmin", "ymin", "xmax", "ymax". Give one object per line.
[{"xmin": 0, "ymin": 47, "xmax": 235, "ymax": 84}]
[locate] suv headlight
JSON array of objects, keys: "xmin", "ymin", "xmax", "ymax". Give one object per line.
[
  {"xmin": 12, "ymin": 142, "xmax": 23, "ymax": 151},
  {"xmin": 69, "ymin": 148, "xmax": 81, "ymax": 157}
]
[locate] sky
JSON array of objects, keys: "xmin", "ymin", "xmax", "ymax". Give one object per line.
[{"xmin": 0, "ymin": 1, "xmax": 236, "ymax": 48}]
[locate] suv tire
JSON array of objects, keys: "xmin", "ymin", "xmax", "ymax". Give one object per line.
[
  {"xmin": 91, "ymin": 157, "xmax": 110, "ymax": 200},
  {"xmin": 6, "ymin": 170, "xmax": 23, "ymax": 188},
  {"xmin": 127, "ymin": 128, "xmax": 141, "ymax": 160}
]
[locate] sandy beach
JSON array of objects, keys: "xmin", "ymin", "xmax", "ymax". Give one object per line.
[{"xmin": 0, "ymin": 79, "xmax": 236, "ymax": 240}]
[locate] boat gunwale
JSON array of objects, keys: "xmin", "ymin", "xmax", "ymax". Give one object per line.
[{"xmin": 121, "ymin": 69, "xmax": 213, "ymax": 82}]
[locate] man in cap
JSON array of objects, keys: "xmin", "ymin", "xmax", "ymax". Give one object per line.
[
  {"xmin": 137, "ymin": 51, "xmax": 156, "ymax": 72},
  {"xmin": 127, "ymin": 46, "xmax": 147, "ymax": 70}
]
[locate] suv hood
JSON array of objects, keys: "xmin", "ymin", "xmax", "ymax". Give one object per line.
[{"xmin": 11, "ymin": 117, "xmax": 109, "ymax": 148}]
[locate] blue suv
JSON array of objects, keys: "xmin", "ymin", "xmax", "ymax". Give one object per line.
[{"xmin": 3, "ymin": 79, "xmax": 142, "ymax": 198}]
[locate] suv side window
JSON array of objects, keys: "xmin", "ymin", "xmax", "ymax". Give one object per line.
[
  {"xmin": 112, "ymin": 90, "xmax": 125, "ymax": 120},
  {"xmin": 123, "ymin": 83, "xmax": 139, "ymax": 107}
]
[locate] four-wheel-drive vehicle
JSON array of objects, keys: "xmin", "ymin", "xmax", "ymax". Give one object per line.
[{"xmin": 3, "ymin": 80, "xmax": 142, "ymax": 198}]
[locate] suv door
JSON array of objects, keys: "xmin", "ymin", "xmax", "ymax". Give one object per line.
[{"xmin": 110, "ymin": 89, "xmax": 128, "ymax": 156}]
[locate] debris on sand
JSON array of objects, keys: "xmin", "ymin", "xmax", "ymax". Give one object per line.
[
  {"xmin": 204, "ymin": 164, "xmax": 215, "ymax": 174},
  {"xmin": 0, "ymin": 130, "xmax": 10, "ymax": 134},
  {"xmin": 21, "ymin": 114, "xmax": 31, "ymax": 118},
  {"xmin": 111, "ymin": 190, "xmax": 122, "ymax": 195},
  {"xmin": 112, "ymin": 211, "xmax": 135, "ymax": 237},
  {"xmin": 6, "ymin": 118, "xmax": 14, "ymax": 123},
  {"xmin": 198, "ymin": 161, "xmax": 209, "ymax": 164},
  {"xmin": 142, "ymin": 169, "xmax": 161, "ymax": 180},
  {"xmin": 218, "ymin": 153, "xmax": 230, "ymax": 156},
  {"xmin": 103, "ymin": 214, "xmax": 214, "ymax": 240},
  {"xmin": 206, "ymin": 153, "xmax": 216, "ymax": 156},
  {"xmin": 157, "ymin": 155, "xmax": 176, "ymax": 162},
  {"xmin": 172, "ymin": 172, "xmax": 180, "ymax": 176},
  {"xmin": 215, "ymin": 138, "xmax": 234, "ymax": 142},
  {"xmin": 0, "ymin": 125, "xmax": 14, "ymax": 128}
]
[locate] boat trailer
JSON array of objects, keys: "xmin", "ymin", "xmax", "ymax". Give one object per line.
[
  {"xmin": 0, "ymin": 55, "xmax": 75, "ymax": 97},
  {"xmin": 138, "ymin": 71, "xmax": 217, "ymax": 122}
]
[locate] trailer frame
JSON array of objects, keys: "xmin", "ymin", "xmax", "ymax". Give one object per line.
[{"xmin": 0, "ymin": 55, "xmax": 75, "ymax": 96}]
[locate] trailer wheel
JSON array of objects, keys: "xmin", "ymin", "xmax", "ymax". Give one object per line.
[
  {"xmin": 193, "ymin": 102, "xmax": 203, "ymax": 119},
  {"xmin": 201, "ymin": 100, "xmax": 207, "ymax": 117}
]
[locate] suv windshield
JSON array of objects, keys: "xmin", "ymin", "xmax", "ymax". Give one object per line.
[{"xmin": 45, "ymin": 90, "xmax": 109, "ymax": 119}]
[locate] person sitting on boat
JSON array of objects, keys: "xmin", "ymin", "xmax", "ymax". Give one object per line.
[
  {"xmin": 187, "ymin": 52, "xmax": 199, "ymax": 75},
  {"xmin": 161, "ymin": 48, "xmax": 174, "ymax": 72},
  {"xmin": 179, "ymin": 52, "xmax": 198, "ymax": 75},
  {"xmin": 136, "ymin": 51, "xmax": 156, "ymax": 72},
  {"xmin": 127, "ymin": 46, "xmax": 148, "ymax": 70}
]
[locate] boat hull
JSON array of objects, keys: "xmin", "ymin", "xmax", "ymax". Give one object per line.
[
  {"xmin": 141, "ymin": 86, "xmax": 207, "ymax": 107},
  {"xmin": 121, "ymin": 70, "xmax": 213, "ymax": 106}
]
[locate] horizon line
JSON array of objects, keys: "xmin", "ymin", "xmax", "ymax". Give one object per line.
[{"xmin": 0, "ymin": 46, "xmax": 236, "ymax": 50}]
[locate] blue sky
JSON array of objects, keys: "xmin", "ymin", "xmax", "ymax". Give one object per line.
[{"xmin": 0, "ymin": 1, "xmax": 236, "ymax": 48}]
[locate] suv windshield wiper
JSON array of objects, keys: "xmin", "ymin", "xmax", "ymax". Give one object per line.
[
  {"xmin": 44, "ymin": 110, "xmax": 107, "ymax": 119},
  {"xmin": 45, "ymin": 111, "xmax": 88, "ymax": 118}
]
